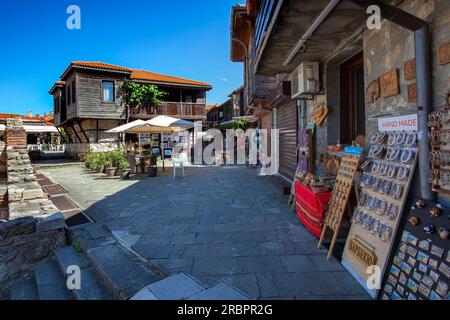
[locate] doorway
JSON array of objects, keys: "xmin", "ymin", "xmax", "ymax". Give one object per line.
[{"xmin": 339, "ymin": 52, "xmax": 365, "ymax": 144}]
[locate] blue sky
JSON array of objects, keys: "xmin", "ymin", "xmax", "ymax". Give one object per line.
[{"xmin": 0, "ymin": 0, "xmax": 243, "ymax": 115}]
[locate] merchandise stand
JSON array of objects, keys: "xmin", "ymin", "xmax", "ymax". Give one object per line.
[
  {"xmin": 318, "ymin": 147, "xmax": 362, "ymax": 260},
  {"xmin": 429, "ymin": 109, "xmax": 450, "ymax": 194},
  {"xmin": 342, "ymin": 130, "xmax": 418, "ymax": 297}
]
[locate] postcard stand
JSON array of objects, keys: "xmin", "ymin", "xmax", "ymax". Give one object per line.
[{"xmin": 318, "ymin": 148, "xmax": 362, "ymax": 260}]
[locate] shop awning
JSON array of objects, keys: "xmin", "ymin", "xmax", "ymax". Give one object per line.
[
  {"xmin": 106, "ymin": 116, "xmax": 194, "ymax": 134},
  {"xmin": 220, "ymin": 116, "xmax": 259, "ymax": 126},
  {"xmin": 106, "ymin": 120, "xmax": 146, "ymax": 133},
  {"xmin": 0, "ymin": 124, "xmax": 58, "ymax": 133}
]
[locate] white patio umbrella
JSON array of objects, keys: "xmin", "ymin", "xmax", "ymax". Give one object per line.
[
  {"xmin": 105, "ymin": 119, "xmax": 146, "ymax": 133},
  {"xmin": 110, "ymin": 116, "xmax": 194, "ymax": 171}
]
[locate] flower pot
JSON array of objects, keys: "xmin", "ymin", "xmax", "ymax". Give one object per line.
[
  {"xmin": 114, "ymin": 168, "xmax": 121, "ymax": 176},
  {"xmin": 121, "ymin": 169, "xmax": 131, "ymax": 179},
  {"xmin": 106, "ymin": 167, "xmax": 117, "ymax": 177},
  {"xmin": 96, "ymin": 166, "xmax": 105, "ymax": 174},
  {"xmin": 148, "ymin": 167, "xmax": 157, "ymax": 177}
]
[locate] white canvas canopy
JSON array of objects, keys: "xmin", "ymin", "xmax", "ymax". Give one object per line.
[
  {"xmin": 108, "ymin": 116, "xmax": 194, "ymax": 134},
  {"xmin": 0, "ymin": 124, "xmax": 58, "ymax": 133},
  {"xmin": 105, "ymin": 119, "xmax": 146, "ymax": 133}
]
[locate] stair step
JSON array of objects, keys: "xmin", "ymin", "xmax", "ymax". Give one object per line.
[
  {"xmin": 34, "ymin": 259, "xmax": 73, "ymax": 300},
  {"xmin": 131, "ymin": 273, "xmax": 205, "ymax": 300},
  {"xmin": 87, "ymin": 244, "xmax": 162, "ymax": 300},
  {"xmin": 187, "ymin": 282, "xmax": 252, "ymax": 300},
  {"xmin": 55, "ymin": 246, "xmax": 113, "ymax": 300},
  {"xmin": 9, "ymin": 275, "xmax": 39, "ymax": 300}
]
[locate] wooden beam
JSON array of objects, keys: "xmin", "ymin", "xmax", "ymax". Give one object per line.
[
  {"xmin": 55, "ymin": 127, "xmax": 67, "ymax": 144},
  {"xmin": 77, "ymin": 120, "xmax": 90, "ymax": 143},
  {"xmin": 70, "ymin": 122, "xmax": 82, "ymax": 143}
]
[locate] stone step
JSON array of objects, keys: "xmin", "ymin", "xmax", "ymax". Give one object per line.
[
  {"xmin": 187, "ymin": 282, "xmax": 252, "ymax": 300},
  {"xmin": 34, "ymin": 259, "xmax": 73, "ymax": 300},
  {"xmin": 54, "ymin": 246, "xmax": 114, "ymax": 300},
  {"xmin": 131, "ymin": 273, "xmax": 206, "ymax": 300},
  {"xmin": 86, "ymin": 244, "xmax": 163, "ymax": 300},
  {"xmin": 9, "ymin": 274, "xmax": 39, "ymax": 300}
]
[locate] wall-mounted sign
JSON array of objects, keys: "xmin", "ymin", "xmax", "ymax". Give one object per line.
[
  {"xmin": 378, "ymin": 114, "xmax": 418, "ymax": 132},
  {"xmin": 380, "ymin": 69, "xmax": 400, "ymax": 98},
  {"xmin": 404, "ymin": 58, "xmax": 416, "ymax": 80},
  {"xmin": 366, "ymin": 78, "xmax": 380, "ymax": 104},
  {"xmin": 348, "ymin": 239, "xmax": 377, "ymax": 268},
  {"xmin": 407, "ymin": 83, "xmax": 417, "ymax": 103},
  {"xmin": 438, "ymin": 41, "xmax": 450, "ymax": 65}
]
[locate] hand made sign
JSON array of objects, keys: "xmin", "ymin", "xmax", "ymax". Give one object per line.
[{"xmin": 378, "ymin": 114, "xmax": 418, "ymax": 132}]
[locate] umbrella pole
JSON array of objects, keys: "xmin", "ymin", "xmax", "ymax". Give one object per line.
[{"xmin": 161, "ymin": 130, "xmax": 165, "ymax": 172}]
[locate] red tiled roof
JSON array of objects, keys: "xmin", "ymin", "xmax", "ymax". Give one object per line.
[
  {"xmin": 130, "ymin": 69, "xmax": 211, "ymax": 87},
  {"xmin": 64, "ymin": 61, "xmax": 211, "ymax": 88},
  {"xmin": 71, "ymin": 61, "xmax": 132, "ymax": 73},
  {"xmin": 0, "ymin": 113, "xmax": 54, "ymax": 126}
]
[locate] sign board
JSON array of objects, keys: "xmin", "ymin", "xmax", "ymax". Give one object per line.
[
  {"xmin": 348, "ymin": 239, "xmax": 377, "ymax": 268},
  {"xmin": 378, "ymin": 114, "xmax": 418, "ymax": 132}
]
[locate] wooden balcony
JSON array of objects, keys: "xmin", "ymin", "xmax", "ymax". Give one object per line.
[{"xmin": 130, "ymin": 102, "xmax": 207, "ymax": 120}]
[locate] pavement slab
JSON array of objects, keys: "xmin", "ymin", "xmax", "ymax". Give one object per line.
[{"xmin": 43, "ymin": 165, "xmax": 370, "ymax": 300}]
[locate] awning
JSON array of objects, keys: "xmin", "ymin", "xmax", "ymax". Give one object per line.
[
  {"xmin": 106, "ymin": 116, "xmax": 194, "ymax": 134},
  {"xmin": 106, "ymin": 120, "xmax": 146, "ymax": 133},
  {"xmin": 0, "ymin": 124, "xmax": 58, "ymax": 133},
  {"xmin": 220, "ymin": 116, "xmax": 259, "ymax": 126}
]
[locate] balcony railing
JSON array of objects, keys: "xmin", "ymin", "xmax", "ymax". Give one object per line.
[{"xmin": 131, "ymin": 102, "xmax": 206, "ymax": 119}]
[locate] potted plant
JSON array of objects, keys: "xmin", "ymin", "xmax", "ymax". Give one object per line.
[
  {"xmin": 118, "ymin": 158, "xmax": 131, "ymax": 179},
  {"xmin": 148, "ymin": 154, "xmax": 158, "ymax": 177},
  {"xmin": 105, "ymin": 152, "xmax": 117, "ymax": 177},
  {"xmin": 96, "ymin": 153, "xmax": 106, "ymax": 174}
]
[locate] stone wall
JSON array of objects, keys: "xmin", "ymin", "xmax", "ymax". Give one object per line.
[
  {"xmin": 0, "ymin": 214, "xmax": 66, "ymax": 283},
  {"xmin": 65, "ymin": 141, "xmax": 119, "ymax": 158},
  {"xmin": 306, "ymin": 0, "xmax": 450, "ymax": 179},
  {"xmin": 0, "ymin": 119, "xmax": 66, "ymax": 283},
  {"xmin": 5, "ymin": 119, "xmax": 59, "ymax": 219}
]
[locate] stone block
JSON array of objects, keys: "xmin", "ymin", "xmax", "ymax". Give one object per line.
[
  {"xmin": 0, "ymin": 216, "xmax": 36, "ymax": 239},
  {"xmin": 36, "ymin": 213, "xmax": 65, "ymax": 233},
  {"xmin": 22, "ymin": 188, "xmax": 43, "ymax": 201}
]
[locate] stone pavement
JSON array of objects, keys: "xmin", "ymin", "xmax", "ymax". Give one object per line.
[{"xmin": 42, "ymin": 165, "xmax": 370, "ymax": 300}]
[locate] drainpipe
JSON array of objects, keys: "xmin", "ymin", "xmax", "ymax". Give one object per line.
[{"xmin": 347, "ymin": 0, "xmax": 433, "ymax": 200}]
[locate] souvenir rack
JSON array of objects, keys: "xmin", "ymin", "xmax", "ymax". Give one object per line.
[
  {"xmin": 341, "ymin": 131, "xmax": 418, "ymax": 297},
  {"xmin": 428, "ymin": 109, "xmax": 450, "ymax": 194},
  {"xmin": 318, "ymin": 148, "xmax": 361, "ymax": 260}
]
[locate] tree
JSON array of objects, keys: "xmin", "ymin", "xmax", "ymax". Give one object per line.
[{"xmin": 120, "ymin": 80, "xmax": 166, "ymax": 122}]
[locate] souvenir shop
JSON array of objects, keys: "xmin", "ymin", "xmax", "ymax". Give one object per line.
[{"xmin": 287, "ymin": 2, "xmax": 450, "ymax": 299}]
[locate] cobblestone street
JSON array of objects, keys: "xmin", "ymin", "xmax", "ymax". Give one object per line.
[{"xmin": 42, "ymin": 165, "xmax": 369, "ymax": 300}]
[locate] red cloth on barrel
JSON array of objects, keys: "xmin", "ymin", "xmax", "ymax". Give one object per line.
[{"xmin": 295, "ymin": 181, "xmax": 331, "ymax": 238}]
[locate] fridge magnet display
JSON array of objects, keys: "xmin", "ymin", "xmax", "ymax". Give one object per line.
[{"xmin": 342, "ymin": 129, "xmax": 418, "ymax": 297}]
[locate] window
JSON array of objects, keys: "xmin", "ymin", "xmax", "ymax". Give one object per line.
[
  {"xmin": 54, "ymin": 96, "xmax": 60, "ymax": 114},
  {"xmin": 102, "ymin": 81, "xmax": 115, "ymax": 102},
  {"xmin": 72, "ymin": 80, "xmax": 76, "ymax": 104},
  {"xmin": 67, "ymin": 84, "xmax": 72, "ymax": 105}
]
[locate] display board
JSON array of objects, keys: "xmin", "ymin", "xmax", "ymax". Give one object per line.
[
  {"xmin": 428, "ymin": 109, "xmax": 450, "ymax": 195},
  {"xmin": 342, "ymin": 129, "xmax": 418, "ymax": 297},
  {"xmin": 318, "ymin": 147, "xmax": 361, "ymax": 260},
  {"xmin": 380, "ymin": 200, "xmax": 449, "ymax": 300}
]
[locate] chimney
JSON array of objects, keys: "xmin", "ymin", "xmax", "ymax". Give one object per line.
[
  {"xmin": 27, "ymin": 110, "xmax": 33, "ymax": 117},
  {"xmin": 44, "ymin": 112, "xmax": 47, "ymax": 117}
]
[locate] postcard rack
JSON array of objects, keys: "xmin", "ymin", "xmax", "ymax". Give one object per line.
[{"xmin": 318, "ymin": 148, "xmax": 361, "ymax": 260}]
